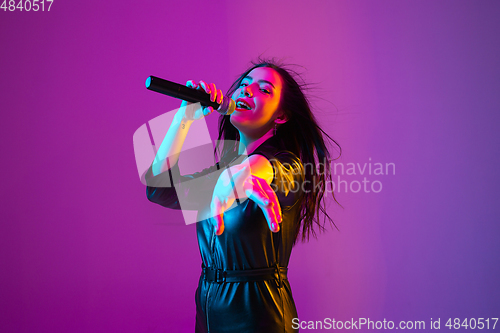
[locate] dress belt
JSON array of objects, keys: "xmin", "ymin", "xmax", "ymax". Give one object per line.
[{"xmin": 201, "ymin": 263, "xmax": 288, "ymax": 286}]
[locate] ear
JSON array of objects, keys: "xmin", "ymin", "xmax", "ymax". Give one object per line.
[{"xmin": 274, "ymin": 110, "xmax": 288, "ymax": 124}]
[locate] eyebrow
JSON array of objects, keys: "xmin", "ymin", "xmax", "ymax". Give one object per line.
[{"xmin": 243, "ymin": 75, "xmax": 275, "ymax": 89}]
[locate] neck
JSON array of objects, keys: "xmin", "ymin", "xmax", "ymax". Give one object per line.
[{"xmin": 238, "ymin": 128, "xmax": 274, "ymax": 155}]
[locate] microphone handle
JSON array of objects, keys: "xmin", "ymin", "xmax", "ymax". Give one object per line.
[{"xmin": 146, "ymin": 76, "xmax": 220, "ymax": 110}]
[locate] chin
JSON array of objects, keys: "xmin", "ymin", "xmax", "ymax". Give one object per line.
[
  {"xmin": 229, "ymin": 114, "xmax": 246, "ymax": 131},
  {"xmin": 230, "ymin": 114, "xmax": 272, "ymax": 136}
]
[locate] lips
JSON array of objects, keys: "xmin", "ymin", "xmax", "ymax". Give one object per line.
[{"xmin": 235, "ymin": 98, "xmax": 253, "ymax": 111}]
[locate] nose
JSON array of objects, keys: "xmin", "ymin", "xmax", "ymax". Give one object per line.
[{"xmin": 241, "ymin": 85, "xmax": 253, "ymax": 97}]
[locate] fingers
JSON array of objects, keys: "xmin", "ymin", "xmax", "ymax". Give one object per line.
[
  {"xmin": 216, "ymin": 89, "xmax": 224, "ymax": 105},
  {"xmin": 246, "ymin": 177, "xmax": 282, "ymax": 233},
  {"xmin": 188, "ymin": 80, "xmax": 210, "ymax": 96},
  {"xmin": 199, "ymin": 80, "xmax": 212, "ymax": 98},
  {"xmin": 247, "ymin": 189, "xmax": 278, "ymax": 232},
  {"xmin": 198, "ymin": 81, "xmax": 223, "ymax": 104},
  {"xmin": 208, "ymin": 83, "xmax": 216, "ymax": 102},
  {"xmin": 186, "ymin": 80, "xmax": 217, "ymax": 117},
  {"xmin": 259, "ymin": 177, "xmax": 282, "ymax": 224},
  {"xmin": 258, "ymin": 178, "xmax": 282, "ymax": 232},
  {"xmin": 203, "ymin": 106, "xmax": 214, "ymax": 116}
]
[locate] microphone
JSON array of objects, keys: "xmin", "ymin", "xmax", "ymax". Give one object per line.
[{"xmin": 145, "ymin": 76, "xmax": 236, "ymax": 115}]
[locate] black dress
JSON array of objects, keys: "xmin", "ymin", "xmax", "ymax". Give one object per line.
[{"xmin": 145, "ymin": 135, "xmax": 304, "ymax": 333}]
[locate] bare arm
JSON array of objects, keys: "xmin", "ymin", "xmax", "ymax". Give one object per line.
[{"xmin": 151, "ymin": 111, "xmax": 194, "ymax": 176}]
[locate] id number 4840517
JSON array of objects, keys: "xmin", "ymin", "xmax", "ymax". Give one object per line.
[
  {"xmin": 445, "ymin": 318, "xmax": 498, "ymax": 330},
  {"xmin": 1, "ymin": 0, "xmax": 54, "ymax": 11}
]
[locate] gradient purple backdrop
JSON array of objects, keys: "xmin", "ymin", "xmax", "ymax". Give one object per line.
[{"xmin": 1, "ymin": 1, "xmax": 499, "ymax": 332}]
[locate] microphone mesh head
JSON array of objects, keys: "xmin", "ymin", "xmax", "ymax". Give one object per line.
[
  {"xmin": 226, "ymin": 99, "xmax": 236, "ymax": 115},
  {"xmin": 217, "ymin": 98, "xmax": 236, "ymax": 115}
]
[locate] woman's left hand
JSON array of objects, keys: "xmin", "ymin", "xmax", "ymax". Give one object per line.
[{"xmin": 210, "ymin": 156, "xmax": 282, "ymax": 235}]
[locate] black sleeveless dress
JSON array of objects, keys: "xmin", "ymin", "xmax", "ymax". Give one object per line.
[{"xmin": 145, "ymin": 136, "xmax": 304, "ymax": 333}]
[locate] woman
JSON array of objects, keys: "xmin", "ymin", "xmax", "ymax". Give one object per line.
[{"xmin": 145, "ymin": 59, "xmax": 340, "ymax": 332}]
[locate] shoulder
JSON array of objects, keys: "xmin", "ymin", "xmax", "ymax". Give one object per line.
[
  {"xmin": 244, "ymin": 154, "xmax": 274, "ymax": 185},
  {"xmin": 249, "ymin": 136, "xmax": 303, "ymax": 173},
  {"xmin": 249, "ymin": 137, "xmax": 304, "ymax": 197},
  {"xmin": 249, "ymin": 136, "xmax": 300, "ymax": 163}
]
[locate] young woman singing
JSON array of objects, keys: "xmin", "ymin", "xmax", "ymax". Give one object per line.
[{"xmin": 145, "ymin": 59, "xmax": 340, "ymax": 332}]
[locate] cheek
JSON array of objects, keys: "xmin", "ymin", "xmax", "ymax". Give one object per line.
[
  {"xmin": 260, "ymin": 98, "xmax": 281, "ymax": 119},
  {"xmin": 231, "ymin": 90, "xmax": 240, "ymax": 100}
]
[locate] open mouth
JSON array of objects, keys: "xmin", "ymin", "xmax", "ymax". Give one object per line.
[{"xmin": 236, "ymin": 100, "xmax": 252, "ymax": 110}]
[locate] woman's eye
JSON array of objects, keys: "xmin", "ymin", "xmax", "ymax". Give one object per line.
[
  {"xmin": 261, "ymin": 89, "xmax": 270, "ymax": 94},
  {"xmin": 239, "ymin": 82, "xmax": 248, "ymax": 87}
]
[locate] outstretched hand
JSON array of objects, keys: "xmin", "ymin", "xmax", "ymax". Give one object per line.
[{"xmin": 210, "ymin": 158, "xmax": 282, "ymax": 236}]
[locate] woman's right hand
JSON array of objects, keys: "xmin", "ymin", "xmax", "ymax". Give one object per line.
[
  {"xmin": 210, "ymin": 155, "xmax": 281, "ymax": 236},
  {"xmin": 178, "ymin": 80, "xmax": 224, "ymax": 121}
]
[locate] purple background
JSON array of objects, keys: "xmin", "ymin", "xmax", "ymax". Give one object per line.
[{"xmin": 1, "ymin": 1, "xmax": 499, "ymax": 332}]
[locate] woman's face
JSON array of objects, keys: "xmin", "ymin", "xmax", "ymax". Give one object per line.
[{"xmin": 230, "ymin": 67, "xmax": 284, "ymax": 137}]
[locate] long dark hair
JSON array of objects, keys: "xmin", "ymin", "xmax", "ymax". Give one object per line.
[{"xmin": 216, "ymin": 58, "xmax": 342, "ymax": 244}]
